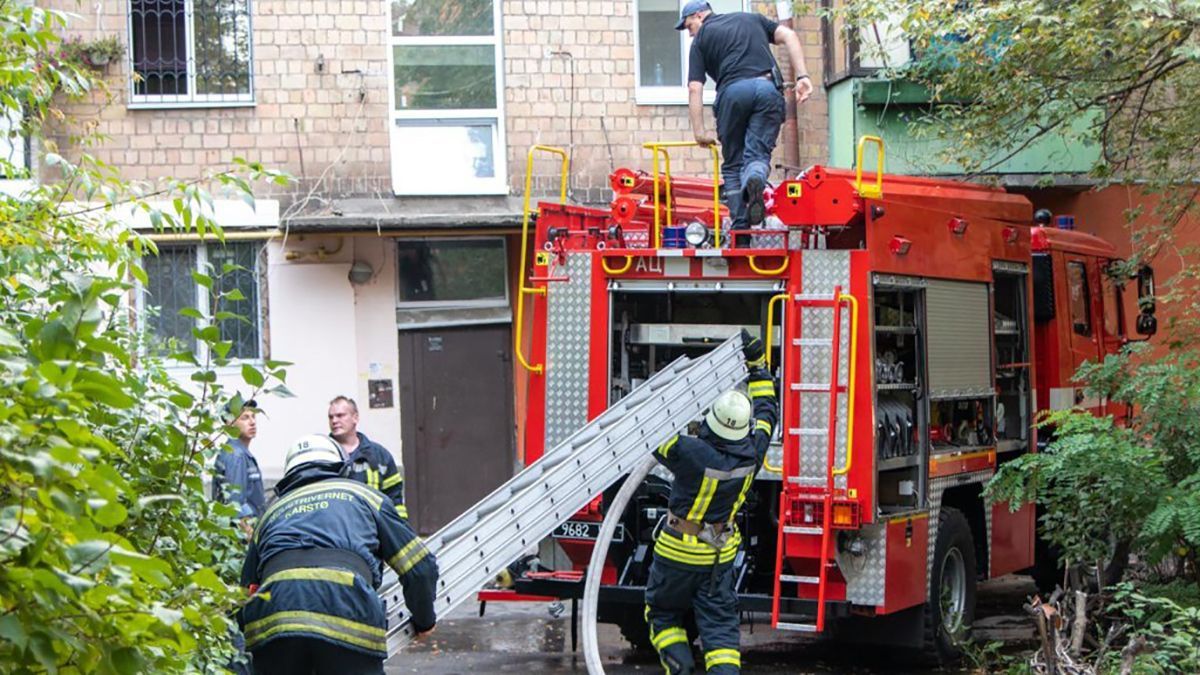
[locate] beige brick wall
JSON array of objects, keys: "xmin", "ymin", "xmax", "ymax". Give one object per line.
[
  {"xmin": 506, "ymin": 0, "xmax": 829, "ymax": 203},
  {"xmin": 47, "ymin": 0, "xmax": 393, "ymax": 203},
  {"xmin": 48, "ymin": 0, "xmax": 827, "ymax": 207}
]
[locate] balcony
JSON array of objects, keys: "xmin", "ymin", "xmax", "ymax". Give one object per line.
[{"xmin": 821, "ymin": 2, "xmax": 1099, "ymax": 182}]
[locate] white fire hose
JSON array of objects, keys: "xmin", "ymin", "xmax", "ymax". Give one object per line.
[{"xmin": 581, "ymin": 455, "xmax": 658, "ymax": 675}]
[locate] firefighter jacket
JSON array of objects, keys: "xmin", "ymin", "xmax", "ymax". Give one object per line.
[
  {"xmin": 652, "ymin": 364, "xmax": 779, "ymax": 570},
  {"xmin": 338, "ymin": 432, "xmax": 408, "ymax": 520},
  {"xmin": 240, "ymin": 463, "xmax": 438, "ymax": 659},
  {"xmin": 212, "ymin": 438, "xmax": 267, "ymax": 519}
]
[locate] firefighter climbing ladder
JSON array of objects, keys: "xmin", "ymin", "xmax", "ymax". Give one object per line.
[{"xmin": 380, "ymin": 335, "xmax": 750, "ymax": 657}]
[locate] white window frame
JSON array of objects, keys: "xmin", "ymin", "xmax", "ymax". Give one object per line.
[
  {"xmin": 126, "ymin": 0, "xmax": 256, "ymax": 109},
  {"xmin": 395, "ymin": 237, "xmax": 510, "ymax": 310},
  {"xmin": 634, "ymin": 0, "xmax": 752, "ymax": 106},
  {"xmin": 0, "ymin": 106, "xmax": 33, "ymax": 195},
  {"xmin": 138, "ymin": 240, "xmax": 267, "ymax": 363},
  {"xmin": 387, "ymin": 3, "xmax": 508, "ymax": 195}
]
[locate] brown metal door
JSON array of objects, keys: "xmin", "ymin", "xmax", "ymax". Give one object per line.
[{"xmin": 399, "ymin": 325, "xmax": 515, "ymax": 534}]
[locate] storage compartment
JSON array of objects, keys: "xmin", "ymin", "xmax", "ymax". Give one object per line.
[
  {"xmin": 993, "ymin": 267, "xmax": 1031, "ymax": 451},
  {"xmin": 872, "ymin": 283, "xmax": 926, "ymax": 512}
]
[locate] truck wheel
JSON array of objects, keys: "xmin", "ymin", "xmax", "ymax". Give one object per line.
[{"xmin": 922, "ymin": 507, "xmax": 977, "ymax": 663}]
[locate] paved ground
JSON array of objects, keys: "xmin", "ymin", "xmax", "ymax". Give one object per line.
[{"xmin": 387, "ymin": 576, "xmax": 1037, "ymax": 673}]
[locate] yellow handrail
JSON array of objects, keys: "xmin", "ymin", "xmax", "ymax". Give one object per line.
[
  {"xmin": 747, "ymin": 255, "xmax": 789, "ymax": 275},
  {"xmin": 854, "ymin": 135, "xmax": 884, "ymax": 200},
  {"xmin": 833, "ymin": 292, "xmax": 859, "ymax": 477},
  {"xmin": 642, "ymin": 141, "xmax": 721, "ymax": 249},
  {"xmin": 601, "ymin": 255, "xmax": 634, "ymax": 275},
  {"xmin": 761, "ymin": 292, "xmax": 789, "ymax": 475},
  {"xmin": 515, "ymin": 145, "xmax": 569, "ymax": 376}
]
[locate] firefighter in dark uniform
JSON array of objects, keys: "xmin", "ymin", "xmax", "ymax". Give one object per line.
[
  {"xmin": 328, "ymin": 395, "xmax": 409, "ymax": 521},
  {"xmin": 241, "ymin": 434, "xmax": 437, "ymax": 675},
  {"xmin": 645, "ymin": 330, "xmax": 778, "ymax": 674}
]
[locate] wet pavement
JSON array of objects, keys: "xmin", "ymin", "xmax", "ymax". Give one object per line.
[{"xmin": 387, "ymin": 576, "xmax": 1037, "ymax": 673}]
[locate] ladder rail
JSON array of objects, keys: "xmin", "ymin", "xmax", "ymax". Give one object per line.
[
  {"xmin": 382, "ymin": 336, "xmax": 748, "ymax": 655},
  {"xmin": 814, "ymin": 286, "xmax": 844, "ymax": 632}
]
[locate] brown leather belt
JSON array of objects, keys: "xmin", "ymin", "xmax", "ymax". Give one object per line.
[{"xmin": 667, "ymin": 513, "xmax": 726, "ymax": 537}]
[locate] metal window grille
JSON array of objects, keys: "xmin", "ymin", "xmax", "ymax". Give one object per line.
[
  {"xmin": 128, "ymin": 0, "xmax": 254, "ymax": 107},
  {"xmin": 142, "ymin": 242, "xmax": 264, "ymax": 360},
  {"xmin": 143, "ymin": 244, "xmax": 199, "ymax": 354}
]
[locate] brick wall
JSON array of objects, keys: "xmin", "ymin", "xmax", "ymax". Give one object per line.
[
  {"xmin": 49, "ymin": 0, "xmax": 827, "ymax": 207},
  {"xmin": 505, "ymin": 0, "xmax": 829, "ymax": 204}
]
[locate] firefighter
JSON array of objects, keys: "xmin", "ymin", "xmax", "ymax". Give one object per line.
[
  {"xmin": 240, "ymin": 434, "xmax": 437, "ymax": 675},
  {"xmin": 645, "ymin": 329, "xmax": 778, "ymax": 674},
  {"xmin": 676, "ymin": 1, "xmax": 812, "ymax": 230},
  {"xmin": 328, "ymin": 395, "xmax": 408, "ymax": 521}
]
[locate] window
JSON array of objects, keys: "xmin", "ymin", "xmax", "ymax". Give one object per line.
[
  {"xmin": 396, "ymin": 238, "xmax": 507, "ymax": 307},
  {"xmin": 0, "ymin": 107, "xmax": 30, "ymax": 181},
  {"xmin": 1066, "ymin": 261, "xmax": 1091, "ymax": 336},
  {"xmin": 142, "ymin": 241, "xmax": 265, "ymax": 360},
  {"xmin": 1101, "ymin": 273, "xmax": 1124, "ymax": 338},
  {"xmin": 389, "ymin": 0, "xmax": 505, "ymax": 194},
  {"xmin": 128, "ymin": 0, "xmax": 254, "ymax": 107},
  {"xmin": 635, "ymin": 0, "xmax": 749, "ymax": 105}
]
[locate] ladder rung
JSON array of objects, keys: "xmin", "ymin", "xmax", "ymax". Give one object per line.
[
  {"xmin": 775, "ymin": 621, "xmax": 820, "ymax": 633},
  {"xmin": 787, "ymin": 476, "xmax": 826, "ymax": 485},
  {"xmin": 779, "ymin": 574, "xmax": 820, "ymax": 584},
  {"xmin": 783, "ymin": 526, "xmax": 824, "ymax": 535},
  {"xmin": 791, "ymin": 383, "xmax": 831, "ymax": 392},
  {"xmin": 788, "ymin": 427, "xmax": 827, "ymax": 436},
  {"xmin": 795, "ymin": 338, "xmax": 831, "ymax": 347},
  {"xmin": 794, "ymin": 293, "xmax": 835, "ymax": 302}
]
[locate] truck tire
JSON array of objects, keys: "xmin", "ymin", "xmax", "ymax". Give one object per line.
[{"xmin": 922, "ymin": 507, "xmax": 977, "ymax": 664}]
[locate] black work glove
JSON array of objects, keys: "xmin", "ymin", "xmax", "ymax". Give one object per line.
[{"xmin": 740, "ymin": 329, "xmax": 765, "ymax": 367}]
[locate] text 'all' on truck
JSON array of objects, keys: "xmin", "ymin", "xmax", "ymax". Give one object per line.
[{"xmin": 487, "ymin": 137, "xmax": 1158, "ymax": 663}]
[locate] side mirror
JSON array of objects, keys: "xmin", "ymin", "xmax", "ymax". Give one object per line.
[{"xmin": 1135, "ymin": 265, "xmax": 1157, "ymax": 336}]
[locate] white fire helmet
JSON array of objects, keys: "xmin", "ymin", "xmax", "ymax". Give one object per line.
[
  {"xmin": 705, "ymin": 390, "xmax": 752, "ymax": 441},
  {"xmin": 283, "ymin": 434, "xmax": 345, "ymax": 477}
]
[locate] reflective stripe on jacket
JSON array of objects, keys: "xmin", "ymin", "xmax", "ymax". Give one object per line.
[{"xmin": 339, "ymin": 432, "xmax": 408, "ymax": 520}]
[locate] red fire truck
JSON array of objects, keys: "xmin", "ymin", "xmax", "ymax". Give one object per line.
[{"xmin": 500, "ymin": 139, "xmax": 1156, "ymax": 661}]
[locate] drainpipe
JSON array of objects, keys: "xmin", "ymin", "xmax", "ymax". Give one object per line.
[{"xmin": 776, "ymin": 1, "xmax": 800, "ymax": 175}]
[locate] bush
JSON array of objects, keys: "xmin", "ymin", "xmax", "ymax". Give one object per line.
[{"xmin": 1, "ymin": 6, "xmax": 289, "ymax": 672}]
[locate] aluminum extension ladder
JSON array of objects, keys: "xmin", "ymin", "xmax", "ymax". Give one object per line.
[{"xmin": 380, "ymin": 334, "xmax": 749, "ymax": 657}]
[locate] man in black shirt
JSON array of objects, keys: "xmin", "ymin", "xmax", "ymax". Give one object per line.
[{"xmin": 677, "ymin": 2, "xmax": 812, "ymax": 230}]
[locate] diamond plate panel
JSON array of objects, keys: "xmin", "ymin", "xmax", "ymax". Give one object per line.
[
  {"xmin": 796, "ymin": 251, "xmax": 852, "ymax": 486},
  {"xmin": 926, "ymin": 469, "xmax": 995, "ymax": 597},
  {"xmin": 842, "ymin": 523, "xmax": 888, "ymax": 605},
  {"xmin": 545, "ymin": 254, "xmax": 594, "ymax": 449}
]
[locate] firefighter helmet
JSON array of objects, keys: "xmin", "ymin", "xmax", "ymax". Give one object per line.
[
  {"xmin": 705, "ymin": 390, "xmax": 752, "ymax": 441},
  {"xmin": 283, "ymin": 434, "xmax": 345, "ymax": 477}
]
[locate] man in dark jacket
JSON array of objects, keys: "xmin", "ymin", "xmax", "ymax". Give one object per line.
[
  {"xmin": 645, "ymin": 330, "xmax": 778, "ymax": 674},
  {"xmin": 328, "ymin": 395, "xmax": 408, "ymax": 521},
  {"xmin": 241, "ymin": 434, "xmax": 437, "ymax": 674},
  {"xmin": 213, "ymin": 398, "xmax": 266, "ymax": 538},
  {"xmin": 677, "ymin": 1, "xmax": 812, "ymax": 230}
]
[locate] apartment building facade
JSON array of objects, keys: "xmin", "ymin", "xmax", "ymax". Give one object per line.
[{"xmin": 42, "ymin": 0, "xmax": 828, "ymax": 532}]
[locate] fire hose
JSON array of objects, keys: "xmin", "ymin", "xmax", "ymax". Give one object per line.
[{"xmin": 582, "ymin": 454, "xmax": 658, "ymax": 675}]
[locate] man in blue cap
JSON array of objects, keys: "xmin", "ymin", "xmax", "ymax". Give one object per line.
[{"xmin": 677, "ymin": 1, "xmax": 812, "ymax": 232}]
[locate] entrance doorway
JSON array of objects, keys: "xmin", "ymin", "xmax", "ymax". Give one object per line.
[{"xmin": 398, "ymin": 325, "xmax": 516, "ymax": 534}]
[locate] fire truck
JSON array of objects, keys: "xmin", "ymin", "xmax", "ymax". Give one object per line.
[{"xmin": 495, "ymin": 138, "xmax": 1157, "ymax": 661}]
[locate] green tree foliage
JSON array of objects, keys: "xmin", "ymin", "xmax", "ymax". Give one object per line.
[
  {"xmin": 838, "ymin": 0, "xmax": 1200, "ymax": 333},
  {"xmin": 1, "ymin": 5, "xmax": 290, "ymax": 672},
  {"xmin": 987, "ymin": 346, "xmax": 1200, "ymax": 585}
]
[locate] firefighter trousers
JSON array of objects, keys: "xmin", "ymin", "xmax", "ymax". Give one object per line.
[{"xmin": 644, "ymin": 559, "xmax": 741, "ymax": 674}]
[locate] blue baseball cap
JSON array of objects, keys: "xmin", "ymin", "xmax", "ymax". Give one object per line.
[{"xmin": 675, "ymin": 1, "xmax": 711, "ymax": 30}]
